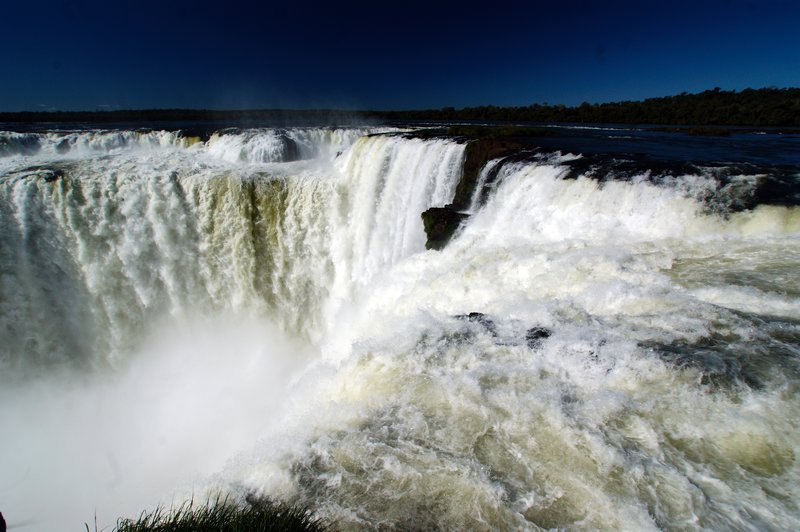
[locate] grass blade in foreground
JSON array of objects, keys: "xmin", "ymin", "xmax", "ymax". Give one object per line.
[{"xmin": 111, "ymin": 496, "xmax": 325, "ymax": 532}]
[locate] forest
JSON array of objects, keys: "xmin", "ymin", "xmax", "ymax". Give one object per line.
[
  {"xmin": 379, "ymin": 87, "xmax": 800, "ymax": 127},
  {"xmin": 1, "ymin": 87, "xmax": 797, "ymax": 127}
]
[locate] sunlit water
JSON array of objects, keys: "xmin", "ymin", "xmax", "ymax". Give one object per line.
[{"xmin": 1, "ymin": 127, "xmax": 798, "ymax": 530}]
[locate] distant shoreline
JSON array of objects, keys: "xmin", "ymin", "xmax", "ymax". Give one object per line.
[{"xmin": 1, "ymin": 87, "xmax": 798, "ymax": 128}]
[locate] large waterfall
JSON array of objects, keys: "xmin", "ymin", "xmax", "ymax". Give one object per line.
[{"xmin": 1, "ymin": 127, "xmax": 798, "ymax": 530}]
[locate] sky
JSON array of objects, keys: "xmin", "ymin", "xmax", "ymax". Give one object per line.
[{"xmin": 1, "ymin": 0, "xmax": 799, "ymax": 111}]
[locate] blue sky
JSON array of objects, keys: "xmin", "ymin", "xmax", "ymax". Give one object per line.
[{"xmin": 2, "ymin": 0, "xmax": 798, "ymax": 111}]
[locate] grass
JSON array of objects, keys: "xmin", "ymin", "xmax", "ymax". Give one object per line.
[{"xmin": 94, "ymin": 495, "xmax": 325, "ymax": 532}]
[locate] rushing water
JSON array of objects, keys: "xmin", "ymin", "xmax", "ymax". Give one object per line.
[{"xmin": 0, "ymin": 126, "xmax": 798, "ymax": 530}]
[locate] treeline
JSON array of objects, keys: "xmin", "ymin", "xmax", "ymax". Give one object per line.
[
  {"xmin": 377, "ymin": 87, "xmax": 800, "ymax": 127},
  {"xmin": 1, "ymin": 87, "xmax": 798, "ymax": 127},
  {"xmin": 0, "ymin": 108, "xmax": 366, "ymax": 126}
]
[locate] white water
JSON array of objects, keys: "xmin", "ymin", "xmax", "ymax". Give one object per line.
[
  {"xmin": 203, "ymin": 127, "xmax": 397, "ymax": 164},
  {"xmin": 1, "ymin": 128, "xmax": 799, "ymax": 531}
]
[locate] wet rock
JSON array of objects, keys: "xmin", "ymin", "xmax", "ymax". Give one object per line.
[
  {"xmin": 177, "ymin": 127, "xmax": 215, "ymax": 143},
  {"xmin": 419, "ymin": 133, "xmax": 540, "ymax": 251},
  {"xmin": 525, "ymin": 327, "xmax": 552, "ymax": 348},
  {"xmin": 674, "ymin": 349, "xmax": 742, "ymax": 386},
  {"xmin": 643, "ymin": 339, "xmax": 759, "ymax": 388},
  {"xmin": 752, "ymin": 170, "xmax": 800, "ymax": 207},
  {"xmin": 451, "ymin": 138, "xmax": 528, "ymax": 209},
  {"xmin": 421, "ymin": 205, "xmax": 469, "ymax": 250},
  {"xmin": 455, "ymin": 312, "xmax": 497, "ymax": 336}
]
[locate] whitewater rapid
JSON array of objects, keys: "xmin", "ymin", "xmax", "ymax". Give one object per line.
[{"xmin": 0, "ymin": 127, "xmax": 798, "ymax": 530}]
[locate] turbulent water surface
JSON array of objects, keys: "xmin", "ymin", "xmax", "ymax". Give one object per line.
[{"xmin": 0, "ymin": 125, "xmax": 799, "ymax": 530}]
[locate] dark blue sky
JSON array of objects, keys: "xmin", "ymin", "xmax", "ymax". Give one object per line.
[{"xmin": 2, "ymin": 0, "xmax": 798, "ymax": 111}]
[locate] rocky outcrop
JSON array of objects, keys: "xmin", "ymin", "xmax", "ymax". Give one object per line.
[
  {"xmin": 177, "ymin": 127, "xmax": 215, "ymax": 143},
  {"xmin": 451, "ymin": 137, "xmax": 527, "ymax": 210},
  {"xmin": 455, "ymin": 312, "xmax": 497, "ymax": 336},
  {"xmin": 422, "ymin": 135, "xmax": 531, "ymax": 250},
  {"xmin": 453, "ymin": 313, "xmax": 554, "ymax": 348},
  {"xmin": 421, "ymin": 205, "xmax": 468, "ymax": 250}
]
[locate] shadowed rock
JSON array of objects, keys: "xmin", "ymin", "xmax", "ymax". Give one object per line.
[
  {"xmin": 421, "ymin": 134, "xmax": 536, "ymax": 250},
  {"xmin": 421, "ymin": 205, "xmax": 468, "ymax": 250},
  {"xmin": 643, "ymin": 339, "xmax": 762, "ymax": 389},
  {"xmin": 526, "ymin": 327, "xmax": 552, "ymax": 348},
  {"xmin": 451, "ymin": 137, "xmax": 528, "ymax": 209}
]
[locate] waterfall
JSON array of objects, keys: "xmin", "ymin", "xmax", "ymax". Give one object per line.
[
  {"xmin": 0, "ymin": 130, "xmax": 466, "ymax": 366},
  {"xmin": 1, "ymin": 126, "xmax": 798, "ymax": 531}
]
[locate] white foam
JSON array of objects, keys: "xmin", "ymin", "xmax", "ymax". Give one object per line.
[
  {"xmin": 0, "ymin": 130, "xmax": 188, "ymax": 159},
  {"xmin": 203, "ymin": 127, "xmax": 400, "ymax": 164},
  {"xmin": 689, "ymin": 285, "xmax": 800, "ymax": 319},
  {"xmin": 2, "ymin": 130, "xmax": 800, "ymax": 530}
]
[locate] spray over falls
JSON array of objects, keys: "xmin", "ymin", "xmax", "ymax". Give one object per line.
[{"xmin": 1, "ymin": 126, "xmax": 799, "ymax": 530}]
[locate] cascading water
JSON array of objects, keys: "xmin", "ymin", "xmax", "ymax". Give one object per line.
[
  {"xmin": 0, "ymin": 126, "xmax": 798, "ymax": 531},
  {"xmin": 0, "ymin": 126, "xmax": 440, "ymax": 364}
]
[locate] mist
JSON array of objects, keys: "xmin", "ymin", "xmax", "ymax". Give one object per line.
[{"xmin": 0, "ymin": 315, "xmax": 313, "ymax": 531}]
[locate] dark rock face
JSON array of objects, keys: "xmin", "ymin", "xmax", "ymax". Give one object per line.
[
  {"xmin": 177, "ymin": 127, "xmax": 215, "ymax": 143},
  {"xmin": 421, "ymin": 205, "xmax": 469, "ymax": 250},
  {"xmin": 451, "ymin": 138, "xmax": 527, "ymax": 210},
  {"xmin": 421, "ymin": 137, "xmax": 530, "ymax": 251},
  {"xmin": 526, "ymin": 327, "xmax": 552, "ymax": 349},
  {"xmin": 752, "ymin": 170, "xmax": 800, "ymax": 207}
]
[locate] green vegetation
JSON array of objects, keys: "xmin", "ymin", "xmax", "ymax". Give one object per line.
[
  {"xmin": 1, "ymin": 87, "xmax": 798, "ymax": 127},
  {"xmin": 0, "ymin": 108, "xmax": 363, "ymax": 126},
  {"xmin": 101, "ymin": 496, "xmax": 325, "ymax": 532},
  {"xmin": 384, "ymin": 87, "xmax": 800, "ymax": 127}
]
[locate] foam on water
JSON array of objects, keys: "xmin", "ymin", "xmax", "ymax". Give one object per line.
[
  {"xmin": 0, "ymin": 127, "xmax": 402, "ymax": 171},
  {"xmin": 0, "ymin": 130, "xmax": 189, "ymax": 160},
  {"xmin": 225, "ymin": 159, "xmax": 799, "ymax": 529},
  {"xmin": 204, "ymin": 127, "xmax": 395, "ymax": 164},
  {"xmin": 0, "ymin": 128, "xmax": 466, "ymax": 529},
  {"xmin": 1, "ymin": 128, "xmax": 799, "ymax": 530}
]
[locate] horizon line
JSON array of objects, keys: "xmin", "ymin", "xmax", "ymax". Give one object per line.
[{"xmin": 2, "ymin": 86, "xmax": 798, "ymax": 115}]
